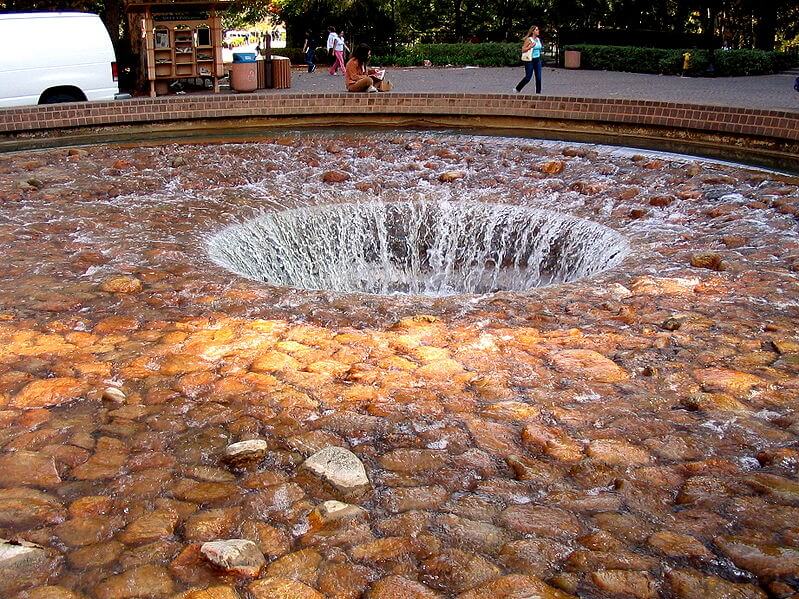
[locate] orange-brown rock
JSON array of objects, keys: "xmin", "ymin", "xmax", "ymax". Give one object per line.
[
  {"xmin": 541, "ymin": 161, "xmax": 565, "ymax": 175},
  {"xmin": 172, "ymin": 586, "xmax": 241, "ymax": 599},
  {"xmin": 549, "ymin": 349, "xmax": 629, "ymax": 383},
  {"xmin": 0, "ymin": 450, "xmax": 61, "ymax": 487},
  {"xmin": 118, "ymin": 509, "xmax": 179, "ymax": 545},
  {"xmin": 647, "ymin": 530, "xmax": 713, "ymax": 559},
  {"xmin": 497, "ymin": 505, "xmax": 583, "ymax": 539},
  {"xmin": 692, "ymin": 368, "xmax": 763, "ymax": 396},
  {"xmin": 264, "ymin": 548, "xmax": 322, "ymax": 586},
  {"xmin": 93, "ymin": 564, "xmax": 174, "ymax": 599},
  {"xmin": 590, "ymin": 570, "xmax": 658, "ymax": 599},
  {"xmin": 586, "ymin": 439, "xmax": 651, "ymax": 466},
  {"xmin": 99, "ymin": 276, "xmax": 143, "ymax": 294},
  {"xmin": 0, "ymin": 487, "xmax": 66, "ymax": 527},
  {"xmin": 439, "ymin": 170, "xmax": 466, "ymax": 182},
  {"xmin": 690, "ymin": 252, "xmax": 725, "ymax": 271},
  {"xmin": 457, "ymin": 574, "xmax": 571, "ymax": 599},
  {"xmin": 521, "ymin": 422, "xmax": 584, "ymax": 462},
  {"xmin": 367, "ymin": 575, "xmax": 441, "ymax": 598},
  {"xmin": 322, "ymin": 171, "xmax": 350, "ymax": 183},
  {"xmin": 666, "ymin": 568, "xmax": 766, "ymax": 599},
  {"xmin": 715, "ymin": 536, "xmax": 799, "ymax": 578},
  {"xmin": 10, "ymin": 377, "xmax": 87, "ymax": 409},
  {"xmin": 421, "ymin": 549, "xmax": 500, "ymax": 592}
]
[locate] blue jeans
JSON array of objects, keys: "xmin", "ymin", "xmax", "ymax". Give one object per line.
[
  {"xmin": 305, "ymin": 48, "xmax": 315, "ymax": 72},
  {"xmin": 516, "ymin": 57, "xmax": 542, "ymax": 93}
]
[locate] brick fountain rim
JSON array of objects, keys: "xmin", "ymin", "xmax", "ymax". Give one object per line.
[{"xmin": 0, "ymin": 93, "xmax": 797, "ymax": 173}]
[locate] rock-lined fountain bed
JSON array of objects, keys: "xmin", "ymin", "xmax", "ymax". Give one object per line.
[{"xmin": 0, "ymin": 131, "xmax": 798, "ymax": 599}]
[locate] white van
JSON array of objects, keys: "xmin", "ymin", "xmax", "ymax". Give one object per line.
[{"xmin": 0, "ymin": 12, "xmax": 120, "ymax": 107}]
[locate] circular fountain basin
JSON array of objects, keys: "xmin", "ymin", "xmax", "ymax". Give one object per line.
[{"xmin": 208, "ymin": 201, "xmax": 629, "ymax": 296}]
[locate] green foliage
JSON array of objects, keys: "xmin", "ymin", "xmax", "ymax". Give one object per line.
[
  {"xmin": 563, "ymin": 44, "xmax": 797, "ymax": 76},
  {"xmin": 372, "ymin": 42, "xmax": 520, "ymax": 66}
]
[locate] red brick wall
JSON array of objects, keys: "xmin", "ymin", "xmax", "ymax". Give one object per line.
[{"xmin": 1, "ymin": 94, "xmax": 797, "ymax": 143}]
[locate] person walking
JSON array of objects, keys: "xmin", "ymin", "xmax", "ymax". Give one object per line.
[
  {"xmin": 302, "ymin": 29, "xmax": 317, "ymax": 72},
  {"xmin": 514, "ymin": 25, "xmax": 543, "ymax": 94},
  {"xmin": 329, "ymin": 29, "xmax": 349, "ymax": 76}
]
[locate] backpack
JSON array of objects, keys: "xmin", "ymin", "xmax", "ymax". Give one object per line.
[{"xmin": 795, "ymin": 76, "xmax": 799, "ymax": 92}]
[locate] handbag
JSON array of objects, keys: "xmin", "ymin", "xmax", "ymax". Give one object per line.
[
  {"xmin": 376, "ymin": 79, "xmax": 393, "ymax": 92},
  {"xmin": 521, "ymin": 37, "xmax": 533, "ymax": 61}
]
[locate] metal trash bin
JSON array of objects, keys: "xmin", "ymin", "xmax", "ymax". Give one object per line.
[{"xmin": 231, "ymin": 52, "xmax": 257, "ymax": 92}]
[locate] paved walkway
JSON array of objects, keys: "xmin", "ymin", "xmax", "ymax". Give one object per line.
[{"xmin": 257, "ymin": 65, "xmax": 799, "ymax": 113}]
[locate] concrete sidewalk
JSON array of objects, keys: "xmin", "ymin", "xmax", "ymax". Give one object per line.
[{"xmin": 259, "ymin": 65, "xmax": 799, "ymax": 113}]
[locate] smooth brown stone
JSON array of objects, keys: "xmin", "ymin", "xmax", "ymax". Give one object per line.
[
  {"xmin": 497, "ymin": 505, "xmax": 583, "ymax": 539},
  {"xmin": 382, "ymin": 486, "xmax": 448, "ymax": 513},
  {"xmin": 184, "ymin": 507, "xmax": 241, "ymax": 542},
  {"xmin": 456, "ymin": 574, "xmax": 571, "ymax": 599},
  {"xmin": 367, "ymin": 575, "xmax": 441, "ymax": 598},
  {"xmin": 499, "ymin": 538, "xmax": 572, "ymax": 578},
  {"xmin": 586, "ymin": 439, "xmax": 651, "ymax": 466},
  {"xmin": 10, "ymin": 378, "xmax": 87, "ymax": 409},
  {"xmin": 66, "ymin": 540, "xmax": 124, "ymax": 569},
  {"xmin": 93, "ymin": 564, "xmax": 174, "ymax": 599},
  {"xmin": 715, "ymin": 536, "xmax": 799, "ymax": 578},
  {"xmin": 53, "ymin": 515, "xmax": 122, "ymax": 547},
  {"xmin": 590, "ymin": 570, "xmax": 658, "ymax": 599},
  {"xmin": 421, "ymin": 548, "xmax": 500, "ymax": 592},
  {"xmin": 0, "ymin": 450, "xmax": 61, "ymax": 488},
  {"xmin": 264, "ymin": 548, "xmax": 322, "ymax": 586},
  {"xmin": 118, "ymin": 509, "xmax": 179, "ymax": 545},
  {"xmin": 317, "ymin": 561, "xmax": 374, "ymax": 599},
  {"xmin": 248, "ymin": 576, "xmax": 324, "ymax": 599},
  {"xmin": 666, "ymin": 568, "xmax": 767, "ymax": 599},
  {"xmin": 16, "ymin": 586, "xmax": 88, "ymax": 599},
  {"xmin": 647, "ymin": 530, "xmax": 713, "ymax": 559},
  {"xmin": 240, "ymin": 520, "xmax": 291, "ymax": 559},
  {"xmin": 0, "ymin": 487, "xmax": 66, "ymax": 528},
  {"xmin": 433, "ymin": 513, "xmax": 508, "ymax": 554},
  {"xmin": 172, "ymin": 586, "xmax": 241, "ymax": 599}
]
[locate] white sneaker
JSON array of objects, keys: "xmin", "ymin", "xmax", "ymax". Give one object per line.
[
  {"xmin": 512, "ymin": 87, "xmax": 519, "ymax": 94},
  {"xmin": 367, "ymin": 85, "xmax": 378, "ymax": 93}
]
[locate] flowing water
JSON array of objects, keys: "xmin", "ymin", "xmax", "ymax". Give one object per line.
[
  {"xmin": 0, "ymin": 131, "xmax": 797, "ymax": 599},
  {"xmin": 208, "ymin": 200, "xmax": 629, "ymax": 296}
]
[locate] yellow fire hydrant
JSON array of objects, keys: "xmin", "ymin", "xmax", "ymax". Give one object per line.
[{"xmin": 682, "ymin": 51, "xmax": 692, "ymax": 77}]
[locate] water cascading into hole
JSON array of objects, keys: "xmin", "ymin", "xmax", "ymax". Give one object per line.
[{"xmin": 207, "ymin": 200, "xmax": 630, "ymax": 296}]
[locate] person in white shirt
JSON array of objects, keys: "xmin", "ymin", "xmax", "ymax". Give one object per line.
[
  {"xmin": 326, "ymin": 26, "xmax": 337, "ymax": 54},
  {"xmin": 328, "ymin": 28, "xmax": 349, "ymax": 76}
]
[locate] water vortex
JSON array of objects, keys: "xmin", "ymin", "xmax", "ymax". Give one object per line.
[{"xmin": 208, "ymin": 200, "xmax": 630, "ymax": 296}]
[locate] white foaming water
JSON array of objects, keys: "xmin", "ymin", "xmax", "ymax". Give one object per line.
[{"xmin": 207, "ymin": 200, "xmax": 629, "ymax": 297}]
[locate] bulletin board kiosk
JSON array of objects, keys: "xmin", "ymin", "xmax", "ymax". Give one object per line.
[{"xmin": 126, "ymin": 0, "xmax": 230, "ymax": 97}]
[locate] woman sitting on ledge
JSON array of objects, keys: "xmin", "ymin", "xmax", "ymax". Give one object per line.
[{"xmin": 346, "ymin": 43, "xmax": 389, "ymax": 92}]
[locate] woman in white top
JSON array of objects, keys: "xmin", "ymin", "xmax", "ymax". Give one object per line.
[
  {"xmin": 328, "ymin": 29, "xmax": 349, "ymax": 76},
  {"xmin": 514, "ymin": 25, "xmax": 543, "ymax": 94}
]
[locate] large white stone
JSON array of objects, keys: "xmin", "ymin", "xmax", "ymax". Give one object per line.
[
  {"xmin": 222, "ymin": 439, "xmax": 269, "ymax": 467},
  {"xmin": 200, "ymin": 538, "xmax": 265, "ymax": 577},
  {"xmin": 0, "ymin": 538, "xmax": 61, "ymax": 595},
  {"xmin": 302, "ymin": 446, "xmax": 370, "ymax": 496}
]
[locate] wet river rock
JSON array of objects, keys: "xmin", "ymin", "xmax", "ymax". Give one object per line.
[{"xmin": 0, "ymin": 133, "xmax": 798, "ymax": 597}]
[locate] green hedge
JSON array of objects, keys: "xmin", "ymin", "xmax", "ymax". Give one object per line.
[
  {"xmin": 373, "ymin": 43, "xmax": 520, "ymax": 67},
  {"xmin": 563, "ymin": 44, "xmax": 797, "ymax": 76},
  {"xmin": 287, "ymin": 42, "xmax": 522, "ymax": 67}
]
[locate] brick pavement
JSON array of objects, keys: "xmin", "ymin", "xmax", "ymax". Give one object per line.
[{"xmin": 274, "ymin": 65, "xmax": 799, "ymax": 113}]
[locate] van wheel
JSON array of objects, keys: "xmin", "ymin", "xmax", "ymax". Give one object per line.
[{"xmin": 40, "ymin": 90, "xmax": 83, "ymax": 104}]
